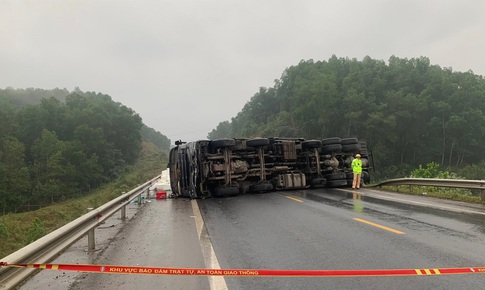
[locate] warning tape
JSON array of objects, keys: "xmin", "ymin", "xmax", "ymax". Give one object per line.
[{"xmin": 1, "ymin": 262, "xmax": 485, "ymax": 277}]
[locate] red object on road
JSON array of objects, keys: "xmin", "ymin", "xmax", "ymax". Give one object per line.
[{"xmin": 156, "ymin": 190, "xmax": 167, "ymax": 199}]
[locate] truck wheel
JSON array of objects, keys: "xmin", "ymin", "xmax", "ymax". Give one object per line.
[
  {"xmin": 321, "ymin": 137, "xmax": 341, "ymax": 145},
  {"xmin": 342, "ymin": 143, "xmax": 360, "ymax": 152},
  {"xmin": 321, "ymin": 144, "xmax": 342, "ymax": 153},
  {"xmin": 341, "ymin": 138, "xmax": 358, "ymax": 145},
  {"xmin": 210, "ymin": 138, "xmax": 236, "ymax": 149},
  {"xmin": 326, "ymin": 179, "xmax": 348, "ymax": 188},
  {"xmin": 249, "ymin": 183, "xmax": 273, "ymax": 193},
  {"xmin": 310, "ymin": 178, "xmax": 327, "ymax": 187},
  {"xmin": 213, "ymin": 187, "xmax": 239, "ymax": 197},
  {"xmin": 346, "ymin": 179, "xmax": 354, "ymax": 187},
  {"xmin": 246, "ymin": 138, "xmax": 270, "ymax": 147},
  {"xmin": 326, "ymin": 172, "xmax": 346, "ymax": 180},
  {"xmin": 302, "ymin": 140, "xmax": 322, "ymax": 149},
  {"xmin": 359, "ymin": 141, "xmax": 369, "ymax": 156}
]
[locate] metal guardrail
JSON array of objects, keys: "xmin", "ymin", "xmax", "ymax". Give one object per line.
[
  {"xmin": 371, "ymin": 178, "xmax": 485, "ymax": 201},
  {"xmin": 1, "ymin": 176, "xmax": 482, "ymax": 288},
  {"xmin": 0, "ymin": 174, "xmax": 161, "ymax": 290}
]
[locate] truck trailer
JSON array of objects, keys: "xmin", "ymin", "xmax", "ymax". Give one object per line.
[{"xmin": 168, "ymin": 137, "xmax": 371, "ymax": 198}]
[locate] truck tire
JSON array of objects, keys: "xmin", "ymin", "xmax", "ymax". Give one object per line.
[
  {"xmin": 210, "ymin": 138, "xmax": 236, "ymax": 149},
  {"xmin": 326, "ymin": 179, "xmax": 348, "ymax": 188},
  {"xmin": 213, "ymin": 186, "xmax": 239, "ymax": 197},
  {"xmin": 246, "ymin": 138, "xmax": 270, "ymax": 147},
  {"xmin": 310, "ymin": 178, "xmax": 327, "ymax": 187},
  {"xmin": 249, "ymin": 183, "xmax": 273, "ymax": 193},
  {"xmin": 302, "ymin": 140, "xmax": 322, "ymax": 149},
  {"xmin": 341, "ymin": 138, "xmax": 358, "ymax": 145},
  {"xmin": 359, "ymin": 141, "xmax": 369, "ymax": 156},
  {"xmin": 346, "ymin": 179, "xmax": 353, "ymax": 187},
  {"xmin": 326, "ymin": 172, "xmax": 346, "ymax": 180},
  {"xmin": 321, "ymin": 137, "xmax": 341, "ymax": 145},
  {"xmin": 321, "ymin": 144, "xmax": 342, "ymax": 153},
  {"xmin": 342, "ymin": 143, "xmax": 360, "ymax": 152}
]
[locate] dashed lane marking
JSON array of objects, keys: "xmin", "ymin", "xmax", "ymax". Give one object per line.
[
  {"xmin": 353, "ymin": 218, "xmax": 405, "ymax": 234},
  {"xmin": 285, "ymin": 196, "xmax": 304, "ymax": 203}
]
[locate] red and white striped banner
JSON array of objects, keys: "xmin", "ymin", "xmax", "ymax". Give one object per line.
[{"xmin": 2, "ymin": 262, "xmax": 485, "ymax": 277}]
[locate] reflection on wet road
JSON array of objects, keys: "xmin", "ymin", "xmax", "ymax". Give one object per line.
[
  {"xmin": 293, "ymin": 187, "xmax": 485, "ymax": 238},
  {"xmin": 20, "ymin": 187, "xmax": 485, "ymax": 290},
  {"xmin": 199, "ymin": 187, "xmax": 485, "ymax": 290}
]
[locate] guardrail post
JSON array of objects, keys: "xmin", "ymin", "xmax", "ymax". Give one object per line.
[
  {"xmin": 146, "ymin": 188, "xmax": 150, "ymax": 200},
  {"xmin": 87, "ymin": 208, "xmax": 95, "ymax": 251},
  {"xmin": 137, "ymin": 193, "xmax": 142, "ymax": 205},
  {"xmin": 120, "ymin": 192, "xmax": 126, "ymax": 221},
  {"xmin": 121, "ymin": 206, "xmax": 126, "ymax": 221},
  {"xmin": 481, "ymin": 190, "xmax": 485, "ymax": 202}
]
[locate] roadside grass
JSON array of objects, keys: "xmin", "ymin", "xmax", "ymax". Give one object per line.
[
  {"xmin": 378, "ymin": 185, "xmax": 483, "ymax": 204},
  {"xmin": 0, "ymin": 150, "xmax": 166, "ymax": 258},
  {"xmin": 377, "ymin": 162, "xmax": 485, "ymax": 204}
]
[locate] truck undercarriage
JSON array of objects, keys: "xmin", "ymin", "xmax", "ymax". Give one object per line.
[{"xmin": 168, "ymin": 137, "xmax": 371, "ymax": 198}]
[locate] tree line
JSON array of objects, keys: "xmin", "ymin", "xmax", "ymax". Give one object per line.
[
  {"xmin": 208, "ymin": 55, "xmax": 485, "ymax": 179},
  {"xmin": 0, "ymin": 88, "xmax": 170, "ymax": 214}
]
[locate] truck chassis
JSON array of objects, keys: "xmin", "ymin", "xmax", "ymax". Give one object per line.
[{"xmin": 168, "ymin": 137, "xmax": 371, "ymax": 198}]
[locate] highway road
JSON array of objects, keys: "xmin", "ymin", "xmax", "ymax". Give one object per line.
[{"xmin": 19, "ymin": 187, "xmax": 485, "ymax": 290}]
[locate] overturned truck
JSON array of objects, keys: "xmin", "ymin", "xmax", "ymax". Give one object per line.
[{"xmin": 168, "ymin": 137, "xmax": 371, "ymax": 198}]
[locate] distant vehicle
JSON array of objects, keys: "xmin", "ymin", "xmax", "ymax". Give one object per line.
[{"xmin": 168, "ymin": 137, "xmax": 371, "ymax": 198}]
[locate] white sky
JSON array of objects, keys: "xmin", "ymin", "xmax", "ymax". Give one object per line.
[{"xmin": 1, "ymin": 0, "xmax": 484, "ymax": 142}]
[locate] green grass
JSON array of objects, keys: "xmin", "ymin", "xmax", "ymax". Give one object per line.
[
  {"xmin": 0, "ymin": 150, "xmax": 166, "ymax": 258},
  {"xmin": 378, "ymin": 185, "xmax": 483, "ymax": 204}
]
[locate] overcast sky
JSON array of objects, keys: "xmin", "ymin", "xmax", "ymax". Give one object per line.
[{"xmin": 1, "ymin": 0, "xmax": 484, "ymax": 142}]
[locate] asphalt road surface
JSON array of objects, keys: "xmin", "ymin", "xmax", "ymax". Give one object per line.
[{"xmin": 19, "ymin": 187, "xmax": 485, "ymax": 290}]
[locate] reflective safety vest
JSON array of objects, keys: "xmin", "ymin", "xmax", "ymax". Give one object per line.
[{"xmin": 351, "ymin": 158, "xmax": 362, "ymax": 174}]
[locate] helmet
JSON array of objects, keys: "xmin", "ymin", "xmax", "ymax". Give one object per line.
[{"xmin": 355, "ymin": 154, "xmax": 361, "ymax": 158}]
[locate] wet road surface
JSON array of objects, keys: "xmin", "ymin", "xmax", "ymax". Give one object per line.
[
  {"xmin": 19, "ymin": 187, "xmax": 485, "ymax": 290},
  {"xmin": 19, "ymin": 199, "xmax": 210, "ymax": 290},
  {"xmin": 198, "ymin": 188, "xmax": 485, "ymax": 289}
]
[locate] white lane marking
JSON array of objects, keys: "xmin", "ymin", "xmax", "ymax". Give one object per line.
[
  {"xmin": 192, "ymin": 200, "xmax": 228, "ymax": 290},
  {"xmin": 340, "ymin": 189, "xmax": 485, "ymax": 216}
]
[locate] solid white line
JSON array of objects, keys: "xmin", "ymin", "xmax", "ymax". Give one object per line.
[
  {"xmin": 340, "ymin": 189, "xmax": 485, "ymax": 216},
  {"xmin": 192, "ymin": 200, "xmax": 228, "ymax": 290}
]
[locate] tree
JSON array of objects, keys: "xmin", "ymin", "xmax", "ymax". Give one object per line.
[
  {"xmin": 0, "ymin": 137, "xmax": 30, "ymax": 213},
  {"xmin": 30, "ymin": 130, "xmax": 67, "ymax": 204},
  {"xmin": 206, "ymin": 55, "xmax": 485, "ymax": 179},
  {"xmin": 208, "ymin": 121, "xmax": 232, "ymax": 139}
]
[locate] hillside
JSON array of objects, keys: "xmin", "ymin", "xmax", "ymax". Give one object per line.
[
  {"xmin": 209, "ymin": 55, "xmax": 485, "ymax": 179},
  {"xmin": 0, "ymin": 88, "xmax": 169, "ymax": 214}
]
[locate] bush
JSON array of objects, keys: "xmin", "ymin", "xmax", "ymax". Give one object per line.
[
  {"xmin": 411, "ymin": 162, "xmax": 441, "ymax": 178},
  {"xmin": 0, "ymin": 222, "xmax": 7, "ymax": 238},
  {"xmin": 24, "ymin": 218, "xmax": 46, "ymax": 245},
  {"xmin": 407, "ymin": 162, "xmax": 472, "ymax": 197},
  {"xmin": 455, "ymin": 162, "xmax": 485, "ymax": 180}
]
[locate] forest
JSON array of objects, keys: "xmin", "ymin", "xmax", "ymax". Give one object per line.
[
  {"xmin": 208, "ymin": 55, "xmax": 485, "ymax": 179},
  {"xmin": 0, "ymin": 88, "xmax": 170, "ymax": 214},
  {"xmin": 2, "ymin": 56, "xmax": 485, "ymax": 213}
]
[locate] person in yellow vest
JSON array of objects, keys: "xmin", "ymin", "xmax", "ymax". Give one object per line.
[{"xmin": 351, "ymin": 154, "xmax": 362, "ymax": 189}]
